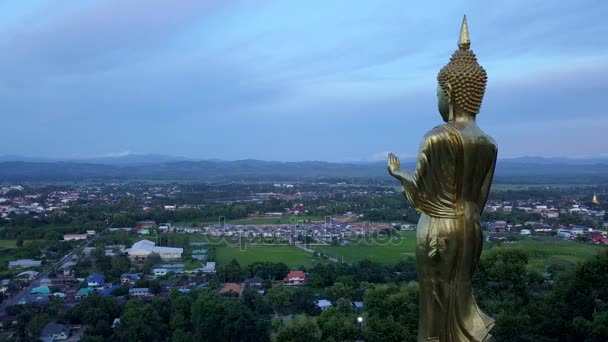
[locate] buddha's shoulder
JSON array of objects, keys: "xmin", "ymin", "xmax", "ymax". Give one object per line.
[
  {"xmin": 423, "ymin": 124, "xmax": 460, "ymax": 141},
  {"xmin": 423, "ymin": 123, "xmax": 497, "ymax": 149}
]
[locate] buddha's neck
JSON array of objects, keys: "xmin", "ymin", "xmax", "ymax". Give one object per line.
[{"xmin": 453, "ymin": 112, "xmax": 475, "ymax": 123}]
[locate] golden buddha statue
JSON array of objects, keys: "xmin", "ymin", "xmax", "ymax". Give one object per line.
[{"xmin": 387, "ymin": 16, "xmax": 497, "ymax": 342}]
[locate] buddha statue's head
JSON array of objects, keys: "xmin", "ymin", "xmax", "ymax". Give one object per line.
[{"xmin": 437, "ymin": 16, "xmax": 487, "ymax": 122}]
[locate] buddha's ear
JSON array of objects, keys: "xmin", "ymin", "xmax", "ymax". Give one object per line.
[{"xmin": 444, "ymin": 82, "xmax": 453, "ymax": 102}]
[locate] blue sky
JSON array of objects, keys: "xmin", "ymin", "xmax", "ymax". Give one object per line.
[{"xmin": 1, "ymin": 0, "xmax": 607, "ymax": 161}]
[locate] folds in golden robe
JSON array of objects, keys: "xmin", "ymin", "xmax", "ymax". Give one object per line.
[{"xmin": 400, "ymin": 123, "xmax": 497, "ymax": 342}]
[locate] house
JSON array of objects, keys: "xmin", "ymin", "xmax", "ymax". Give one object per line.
[
  {"xmin": 40, "ymin": 322, "xmax": 69, "ymax": 341},
  {"xmin": 520, "ymin": 229, "xmax": 531, "ymax": 236},
  {"xmin": 129, "ymin": 288, "xmax": 151, "ymax": 298},
  {"xmin": 136, "ymin": 220, "xmax": 156, "ymax": 229},
  {"xmin": 125, "ymin": 240, "xmax": 183, "ymax": 261},
  {"xmin": 120, "ymin": 273, "xmax": 140, "ymax": 284},
  {"xmin": 284, "ymin": 270, "xmax": 307, "ymax": 285},
  {"xmin": 316, "ymin": 299, "xmax": 332, "ymax": 311},
  {"xmin": 8, "ymin": 259, "xmax": 42, "ymax": 269},
  {"xmin": 153, "ymin": 268, "xmax": 168, "ymax": 277},
  {"xmin": 101, "ymin": 285, "xmax": 120, "ymax": 296},
  {"xmin": 112, "ymin": 318, "xmax": 121, "ymax": 329},
  {"xmin": 31, "ymin": 285, "xmax": 51, "ymax": 295},
  {"xmin": 244, "ymin": 277, "xmax": 264, "ymax": 288},
  {"xmin": 202, "ymin": 262, "xmax": 216, "ymax": 273},
  {"xmin": 63, "ymin": 234, "xmax": 88, "ymax": 241},
  {"xmin": 0, "ymin": 279, "xmax": 10, "ymax": 293},
  {"xmin": 86, "ymin": 273, "xmax": 105, "ymax": 287},
  {"xmin": 40, "ymin": 277, "xmax": 53, "ymax": 287},
  {"xmin": 21, "ymin": 294, "xmax": 50, "ymax": 306},
  {"xmin": 75, "ymin": 287, "xmax": 95, "ymax": 300},
  {"xmin": 353, "ymin": 301, "xmax": 364, "ymax": 310},
  {"xmin": 16, "ymin": 270, "xmax": 39, "ymax": 281},
  {"xmin": 218, "ymin": 283, "xmax": 242, "ymax": 295}
]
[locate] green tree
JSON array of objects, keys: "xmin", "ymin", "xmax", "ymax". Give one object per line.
[
  {"xmin": 267, "ymin": 283, "xmax": 291, "ymax": 315},
  {"xmin": 273, "ymin": 314, "xmax": 322, "ymax": 342},
  {"xmin": 191, "ymin": 291, "xmax": 260, "ymax": 341},
  {"xmin": 329, "ymin": 282, "xmax": 354, "ymax": 302}
]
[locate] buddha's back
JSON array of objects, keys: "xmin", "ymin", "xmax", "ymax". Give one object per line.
[{"xmin": 450, "ymin": 121, "xmax": 497, "ymax": 212}]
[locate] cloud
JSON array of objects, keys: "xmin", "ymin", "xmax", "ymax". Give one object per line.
[{"xmin": 0, "ymin": 0, "xmax": 606, "ymax": 161}]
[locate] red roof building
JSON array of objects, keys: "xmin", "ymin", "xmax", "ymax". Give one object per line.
[{"xmin": 283, "ymin": 270, "xmax": 307, "ymax": 285}]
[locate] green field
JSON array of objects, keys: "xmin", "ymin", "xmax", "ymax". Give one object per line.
[
  {"xmin": 313, "ymin": 231, "xmax": 418, "ymax": 264},
  {"xmin": 0, "ymin": 239, "xmax": 40, "ymax": 248},
  {"xmin": 215, "ymin": 245, "xmax": 321, "ymax": 268},
  {"xmin": 312, "ymin": 232, "xmax": 607, "ymax": 272},
  {"xmin": 129, "ymin": 231, "xmax": 607, "ymax": 272},
  {"xmin": 494, "ymin": 238, "xmax": 606, "ymax": 271}
]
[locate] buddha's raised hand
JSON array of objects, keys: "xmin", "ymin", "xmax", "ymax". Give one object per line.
[{"xmin": 387, "ymin": 153, "xmax": 401, "ymax": 177}]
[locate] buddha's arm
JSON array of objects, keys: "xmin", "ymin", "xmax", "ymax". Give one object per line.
[
  {"xmin": 387, "ymin": 153, "xmax": 417, "ymax": 187},
  {"xmin": 477, "ymin": 148, "xmax": 498, "ymax": 215}
]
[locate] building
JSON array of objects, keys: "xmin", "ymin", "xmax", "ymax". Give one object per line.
[
  {"xmin": 316, "ymin": 299, "xmax": 332, "ymax": 311},
  {"xmin": 284, "ymin": 270, "xmax": 307, "ymax": 285},
  {"xmin": 75, "ymin": 287, "xmax": 95, "ymax": 300},
  {"xmin": 129, "ymin": 288, "xmax": 151, "ymax": 298},
  {"xmin": 31, "ymin": 285, "xmax": 51, "ymax": 295},
  {"xmin": 244, "ymin": 277, "xmax": 264, "ymax": 288},
  {"xmin": 40, "ymin": 322, "xmax": 69, "ymax": 342},
  {"xmin": 218, "ymin": 283, "xmax": 242, "ymax": 295},
  {"xmin": 125, "ymin": 240, "xmax": 183, "ymax": 261},
  {"xmin": 16, "ymin": 270, "xmax": 39, "ymax": 280},
  {"xmin": 153, "ymin": 268, "xmax": 168, "ymax": 277},
  {"xmin": 63, "ymin": 234, "xmax": 88, "ymax": 241},
  {"xmin": 120, "ymin": 273, "xmax": 140, "ymax": 284},
  {"xmin": 101, "ymin": 285, "xmax": 120, "ymax": 296},
  {"xmin": 86, "ymin": 273, "xmax": 105, "ymax": 287},
  {"xmin": 8, "ymin": 259, "xmax": 42, "ymax": 269},
  {"xmin": 201, "ymin": 262, "xmax": 216, "ymax": 273}
]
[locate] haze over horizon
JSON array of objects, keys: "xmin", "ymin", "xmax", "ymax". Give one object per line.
[{"xmin": 2, "ymin": 0, "xmax": 607, "ymax": 162}]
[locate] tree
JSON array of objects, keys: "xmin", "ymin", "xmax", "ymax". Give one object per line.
[
  {"xmin": 329, "ymin": 282, "xmax": 354, "ymax": 302},
  {"xmin": 363, "ymin": 282, "xmax": 419, "ymax": 341},
  {"xmin": 268, "ymin": 283, "xmax": 291, "ymax": 315},
  {"xmin": 316, "ymin": 306, "xmax": 359, "ymax": 342},
  {"xmin": 220, "ymin": 259, "xmax": 244, "ymax": 282},
  {"xmin": 191, "ymin": 292, "xmax": 260, "ymax": 341},
  {"xmin": 290, "ymin": 287, "xmax": 320, "ymax": 316},
  {"xmin": 273, "ymin": 314, "xmax": 322, "ymax": 342}
]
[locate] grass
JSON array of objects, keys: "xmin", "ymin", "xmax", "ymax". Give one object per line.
[
  {"xmin": 215, "ymin": 245, "xmax": 321, "ymax": 268},
  {"xmin": 313, "ymin": 231, "xmax": 418, "ymax": 264},
  {"xmin": 0, "ymin": 240, "xmax": 41, "ymax": 248},
  {"xmin": 227, "ymin": 215, "xmax": 326, "ymax": 225},
  {"xmin": 311, "ymin": 231, "xmax": 607, "ymax": 272},
  {"xmin": 488, "ymin": 237, "xmax": 606, "ymax": 272},
  {"xmin": 140, "ymin": 231, "xmax": 607, "ymax": 273}
]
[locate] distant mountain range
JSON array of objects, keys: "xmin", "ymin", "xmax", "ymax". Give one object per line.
[{"xmin": 0, "ymin": 154, "xmax": 607, "ymax": 183}]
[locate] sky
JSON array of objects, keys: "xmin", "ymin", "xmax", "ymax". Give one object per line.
[{"xmin": 1, "ymin": 0, "xmax": 607, "ymax": 162}]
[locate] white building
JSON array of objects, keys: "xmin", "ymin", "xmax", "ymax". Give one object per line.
[
  {"xmin": 125, "ymin": 240, "xmax": 183, "ymax": 261},
  {"xmin": 63, "ymin": 234, "xmax": 88, "ymax": 241},
  {"xmin": 8, "ymin": 259, "xmax": 42, "ymax": 269}
]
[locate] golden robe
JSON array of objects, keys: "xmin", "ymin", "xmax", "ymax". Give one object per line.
[{"xmin": 399, "ymin": 122, "xmax": 497, "ymax": 342}]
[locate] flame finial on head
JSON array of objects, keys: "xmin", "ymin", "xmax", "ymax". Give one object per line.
[{"xmin": 458, "ymin": 15, "xmax": 471, "ymax": 50}]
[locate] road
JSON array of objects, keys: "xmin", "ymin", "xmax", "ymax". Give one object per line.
[
  {"xmin": 293, "ymin": 242, "xmax": 340, "ymax": 263},
  {"xmin": 0, "ymin": 238, "xmax": 94, "ymax": 315}
]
